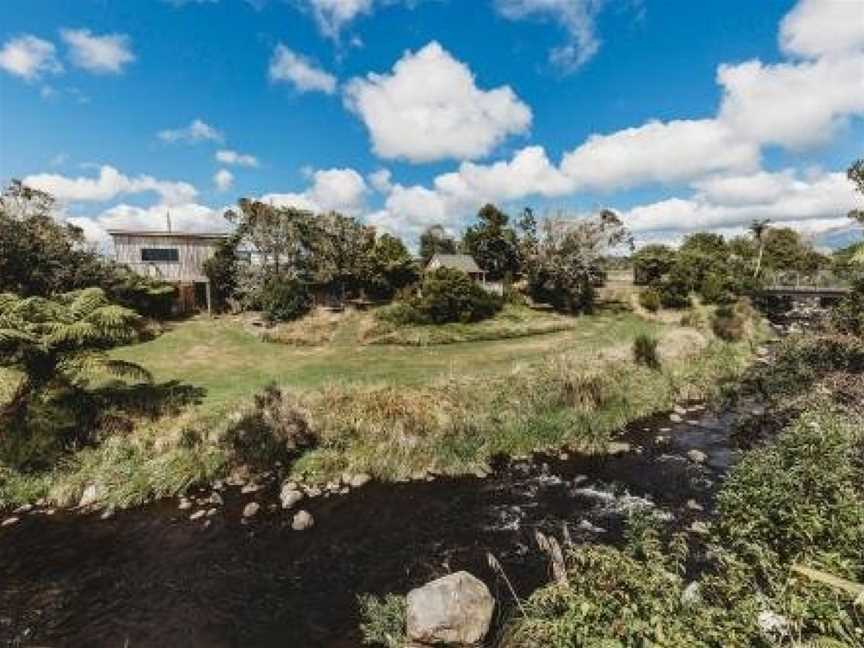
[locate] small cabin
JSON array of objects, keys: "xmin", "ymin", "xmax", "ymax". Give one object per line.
[
  {"xmin": 108, "ymin": 230, "xmax": 229, "ymax": 313},
  {"xmin": 425, "ymin": 253, "xmax": 487, "ymax": 285}
]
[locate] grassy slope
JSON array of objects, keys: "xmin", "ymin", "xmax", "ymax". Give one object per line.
[{"xmin": 109, "ymin": 309, "xmax": 664, "ymax": 411}]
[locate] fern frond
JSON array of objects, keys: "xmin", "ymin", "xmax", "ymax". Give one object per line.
[
  {"xmin": 66, "ymin": 287, "xmax": 110, "ymax": 318},
  {"xmin": 102, "ymin": 359, "xmax": 153, "ymax": 383}
]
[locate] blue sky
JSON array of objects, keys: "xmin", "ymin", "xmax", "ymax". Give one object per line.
[{"xmin": 1, "ymin": 0, "xmax": 862, "ymax": 248}]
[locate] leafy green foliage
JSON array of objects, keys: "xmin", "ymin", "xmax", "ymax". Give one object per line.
[
  {"xmin": 632, "ymin": 244, "xmax": 676, "ymax": 285},
  {"xmin": 0, "ymin": 288, "xmax": 148, "ymax": 447},
  {"xmin": 203, "ymin": 235, "xmax": 241, "ymax": 311},
  {"xmin": 364, "ymin": 233, "xmax": 419, "ymax": 300},
  {"xmin": 461, "ymin": 203, "xmax": 520, "ymax": 280},
  {"xmin": 419, "ymin": 224, "xmax": 457, "ymax": 265},
  {"xmin": 414, "ymin": 267, "xmax": 501, "ymax": 324},
  {"xmin": 523, "ymin": 210, "xmax": 633, "ymax": 314},
  {"xmin": 638, "ymin": 287, "xmax": 661, "ymax": 312},
  {"xmin": 358, "ymin": 593, "xmax": 407, "ymax": 648},
  {"xmin": 0, "ymin": 181, "xmax": 175, "ymax": 317},
  {"xmin": 261, "ymin": 276, "xmax": 312, "ymax": 322},
  {"xmin": 831, "ymin": 278, "xmax": 864, "ymax": 336}
]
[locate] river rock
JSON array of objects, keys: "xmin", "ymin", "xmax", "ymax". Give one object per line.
[
  {"xmin": 78, "ymin": 484, "xmax": 105, "ymax": 508},
  {"xmin": 243, "ymin": 502, "xmax": 260, "ymax": 518},
  {"xmin": 178, "ymin": 498, "xmax": 193, "ymax": 510},
  {"xmin": 13, "ymin": 504, "xmax": 33, "ymax": 514},
  {"xmin": 687, "ymin": 449, "xmax": 708, "ymax": 464},
  {"xmin": 681, "ymin": 582, "xmax": 702, "ymax": 607},
  {"xmin": 241, "ymin": 482, "xmax": 260, "ymax": 494},
  {"xmin": 673, "ymin": 405, "xmax": 688, "ymax": 415},
  {"xmin": 406, "ymin": 571, "xmax": 494, "ymax": 646},
  {"xmin": 100, "ymin": 507, "xmax": 115, "ymax": 520},
  {"xmin": 209, "ymin": 492, "xmax": 224, "ymax": 506},
  {"xmin": 2, "ymin": 517, "xmax": 19, "ymax": 527},
  {"xmin": 292, "ymin": 510, "xmax": 314, "ymax": 531},
  {"xmin": 669, "ymin": 413, "xmax": 683, "ymax": 423},
  {"xmin": 607, "ymin": 442, "xmax": 631, "ymax": 455},
  {"xmin": 226, "ymin": 464, "xmax": 251, "ymax": 486},
  {"xmin": 280, "ymin": 485, "xmax": 304, "ymax": 509},
  {"xmin": 189, "ymin": 510, "xmax": 206, "ymax": 521}
]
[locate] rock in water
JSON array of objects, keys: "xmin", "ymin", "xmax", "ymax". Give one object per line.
[
  {"xmin": 406, "ymin": 571, "xmax": 494, "ymax": 646},
  {"xmin": 687, "ymin": 449, "xmax": 708, "ymax": 464},
  {"xmin": 242, "ymin": 502, "xmax": 260, "ymax": 519},
  {"xmin": 78, "ymin": 484, "xmax": 105, "ymax": 508},
  {"xmin": 280, "ymin": 484, "xmax": 304, "ymax": 509},
  {"xmin": 1, "ymin": 517, "xmax": 19, "ymax": 527},
  {"xmin": 348, "ymin": 473, "xmax": 372, "ymax": 488},
  {"xmin": 292, "ymin": 510, "xmax": 314, "ymax": 531}
]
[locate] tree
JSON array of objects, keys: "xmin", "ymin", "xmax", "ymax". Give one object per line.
[
  {"xmin": 632, "ymin": 244, "xmax": 677, "ymax": 285},
  {"xmin": 0, "ymin": 180, "xmax": 105, "ymax": 296},
  {"xmin": 517, "ymin": 207, "xmax": 539, "ymax": 262},
  {"xmin": 365, "ymin": 233, "xmax": 419, "ymax": 299},
  {"xmin": 203, "ymin": 234, "xmax": 242, "ymax": 311},
  {"xmin": 418, "ymin": 225, "xmax": 457, "ymax": 266},
  {"xmin": 0, "ymin": 288, "xmax": 148, "ymax": 426},
  {"xmin": 310, "ymin": 211, "xmax": 376, "ymax": 299},
  {"xmin": 848, "ymin": 159, "xmax": 864, "ymax": 226},
  {"xmin": 461, "ymin": 203, "xmax": 520, "ymax": 280},
  {"xmin": 749, "ymin": 219, "xmax": 771, "ymax": 278},
  {"xmin": 524, "ymin": 210, "xmax": 633, "ymax": 314}
]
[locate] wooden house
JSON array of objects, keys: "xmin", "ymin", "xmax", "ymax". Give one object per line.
[
  {"xmin": 108, "ymin": 230, "xmax": 229, "ymax": 313},
  {"xmin": 425, "ymin": 253, "xmax": 487, "ymax": 284}
]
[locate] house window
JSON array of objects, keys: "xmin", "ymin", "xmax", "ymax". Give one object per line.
[{"xmin": 141, "ymin": 248, "xmax": 179, "ymax": 262}]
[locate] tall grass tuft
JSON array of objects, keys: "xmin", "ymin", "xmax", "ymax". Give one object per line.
[{"xmin": 632, "ymin": 333, "xmax": 660, "ymax": 369}]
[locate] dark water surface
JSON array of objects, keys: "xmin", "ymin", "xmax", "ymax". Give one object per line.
[{"xmin": 0, "ymin": 406, "xmax": 741, "ymax": 648}]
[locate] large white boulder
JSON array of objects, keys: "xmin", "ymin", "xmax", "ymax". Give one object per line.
[{"xmin": 406, "ymin": 571, "xmax": 494, "ymax": 646}]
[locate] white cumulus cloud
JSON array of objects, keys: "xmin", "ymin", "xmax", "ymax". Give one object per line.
[
  {"xmin": 23, "ymin": 165, "xmax": 198, "ymax": 206},
  {"xmin": 216, "ymin": 149, "xmax": 259, "ymax": 167},
  {"xmin": 0, "ymin": 35, "xmax": 62, "ymax": 81},
  {"xmin": 495, "ymin": 0, "xmax": 606, "ymax": 71},
  {"xmin": 214, "ymin": 168, "xmax": 234, "ymax": 192},
  {"xmin": 60, "ymin": 28, "xmax": 135, "ymax": 74},
  {"xmin": 779, "ymin": 0, "xmax": 864, "ymax": 59},
  {"xmin": 344, "ymin": 41, "xmax": 532, "ymax": 163},
  {"xmin": 269, "ymin": 44, "xmax": 337, "ymax": 94},
  {"xmin": 158, "ymin": 119, "xmax": 224, "ymax": 144},
  {"xmin": 260, "ymin": 167, "xmax": 368, "ymax": 215},
  {"xmin": 305, "ymin": 0, "xmax": 374, "ymax": 38}
]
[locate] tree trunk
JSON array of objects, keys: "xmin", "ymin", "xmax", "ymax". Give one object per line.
[{"xmin": 754, "ymin": 242, "xmax": 764, "ymax": 278}]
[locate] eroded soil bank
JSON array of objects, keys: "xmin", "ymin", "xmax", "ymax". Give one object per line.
[{"xmin": 0, "ymin": 403, "xmax": 750, "ymax": 648}]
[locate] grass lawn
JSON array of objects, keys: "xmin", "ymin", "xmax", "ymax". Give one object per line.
[{"xmin": 110, "ymin": 308, "xmax": 665, "ymax": 411}]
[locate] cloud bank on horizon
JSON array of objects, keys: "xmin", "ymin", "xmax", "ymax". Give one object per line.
[{"xmin": 1, "ymin": 0, "xmax": 863, "ymax": 249}]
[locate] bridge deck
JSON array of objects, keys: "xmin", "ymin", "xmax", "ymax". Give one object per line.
[{"xmin": 761, "ymin": 286, "xmax": 850, "ymax": 297}]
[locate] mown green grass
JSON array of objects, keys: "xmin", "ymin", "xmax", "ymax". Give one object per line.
[
  {"xmin": 364, "ymin": 304, "xmax": 579, "ymax": 346},
  {"xmin": 109, "ymin": 309, "xmax": 664, "ymax": 410}
]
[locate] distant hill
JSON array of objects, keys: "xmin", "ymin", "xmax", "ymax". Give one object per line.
[{"xmin": 813, "ymin": 225, "xmax": 864, "ymax": 251}]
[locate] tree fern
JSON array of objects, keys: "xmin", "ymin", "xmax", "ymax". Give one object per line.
[{"xmin": 1, "ymin": 289, "xmax": 148, "ymax": 423}]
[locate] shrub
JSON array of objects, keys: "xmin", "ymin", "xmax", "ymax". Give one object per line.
[
  {"xmin": 261, "ymin": 277, "xmax": 312, "ymax": 322},
  {"xmin": 358, "ymin": 593, "xmax": 407, "ymax": 648},
  {"xmin": 375, "ymin": 301, "xmax": 426, "ymax": 327},
  {"xmin": 415, "ymin": 267, "xmax": 501, "ymax": 324},
  {"xmin": 222, "ymin": 384, "xmax": 315, "ymax": 468},
  {"xmin": 658, "ymin": 274, "xmax": 691, "ymax": 309},
  {"xmin": 711, "ymin": 304, "xmax": 746, "ymax": 341},
  {"xmin": 638, "ymin": 287, "xmax": 661, "ymax": 312},
  {"xmin": 698, "ymin": 271, "xmax": 735, "ymax": 305},
  {"xmin": 680, "ymin": 309, "xmax": 705, "ymax": 329},
  {"xmin": 632, "ymin": 333, "xmax": 660, "ymax": 369},
  {"xmin": 832, "ymin": 277, "xmax": 864, "ymax": 336}
]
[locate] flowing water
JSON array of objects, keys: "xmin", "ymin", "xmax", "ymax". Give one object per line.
[{"xmin": 0, "ymin": 403, "xmax": 749, "ymax": 648}]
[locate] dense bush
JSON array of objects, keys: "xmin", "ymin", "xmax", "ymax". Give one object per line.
[
  {"xmin": 632, "ymin": 333, "xmax": 660, "ymax": 369},
  {"xmin": 638, "ymin": 287, "xmax": 661, "ymax": 312},
  {"xmin": 358, "ymin": 593, "xmax": 407, "ymax": 648},
  {"xmin": 261, "ymin": 276, "xmax": 312, "ymax": 322},
  {"xmin": 222, "ymin": 384, "xmax": 315, "ymax": 468},
  {"xmin": 832, "ymin": 277, "xmax": 864, "ymax": 336},
  {"xmin": 375, "ymin": 301, "xmax": 426, "ymax": 326},
  {"xmin": 414, "ymin": 267, "xmax": 501, "ymax": 324},
  {"xmin": 658, "ymin": 272, "xmax": 691, "ymax": 309}
]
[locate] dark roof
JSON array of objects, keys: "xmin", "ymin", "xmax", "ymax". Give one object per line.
[
  {"xmin": 427, "ymin": 253, "xmax": 482, "ymax": 274},
  {"xmin": 107, "ymin": 230, "xmax": 229, "ymax": 240}
]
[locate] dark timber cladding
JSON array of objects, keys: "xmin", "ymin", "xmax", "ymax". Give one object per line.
[{"xmin": 108, "ymin": 230, "xmax": 228, "ymax": 313}]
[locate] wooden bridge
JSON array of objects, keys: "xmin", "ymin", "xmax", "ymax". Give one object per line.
[{"xmin": 760, "ymin": 285, "xmax": 851, "ymax": 298}]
